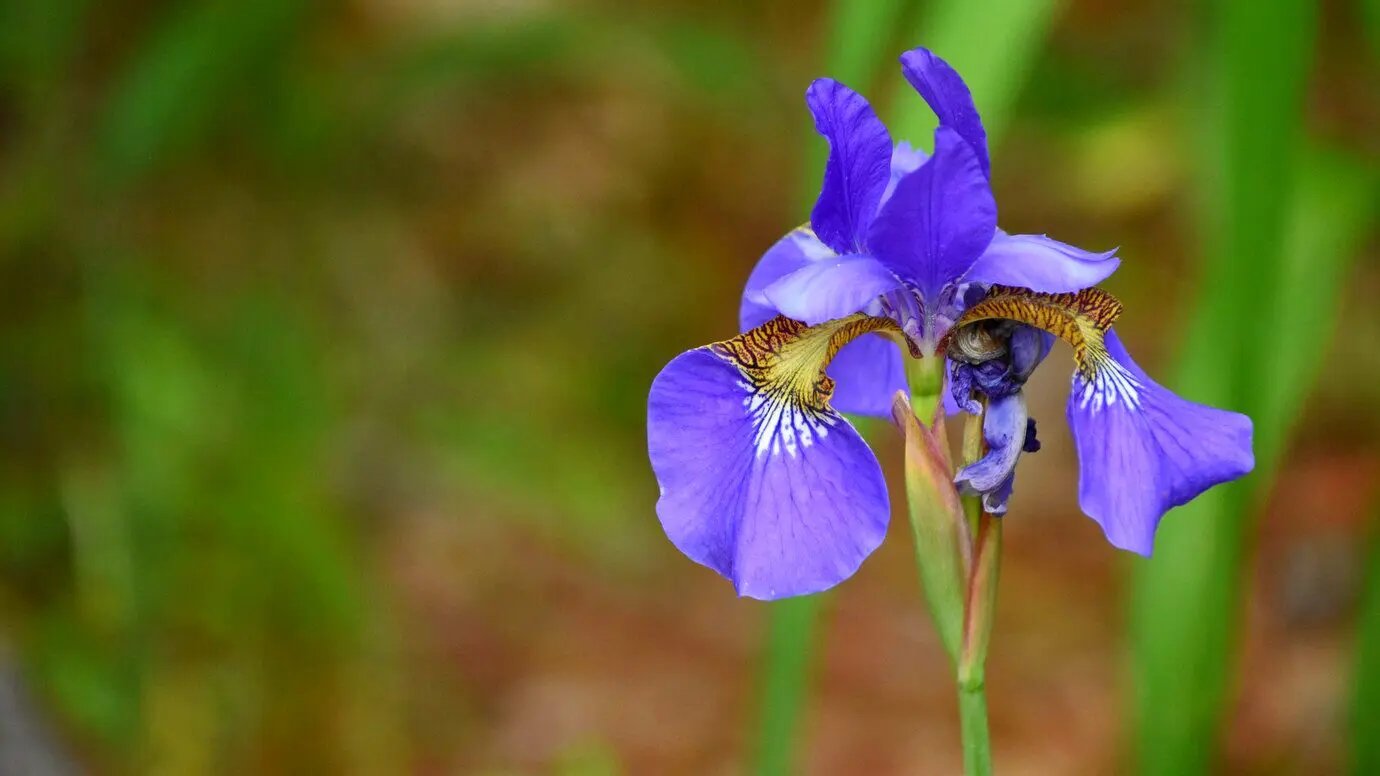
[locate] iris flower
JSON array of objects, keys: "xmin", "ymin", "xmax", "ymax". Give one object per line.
[{"xmin": 647, "ymin": 48, "xmax": 1254, "ymax": 600}]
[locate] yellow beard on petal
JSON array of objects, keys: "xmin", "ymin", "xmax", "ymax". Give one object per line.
[
  {"xmin": 949, "ymin": 285, "xmax": 1123, "ymax": 378},
  {"xmin": 713, "ymin": 314, "xmax": 902, "ymax": 413}
]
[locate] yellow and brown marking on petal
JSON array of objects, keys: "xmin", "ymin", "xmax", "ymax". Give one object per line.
[
  {"xmin": 949, "ymin": 285, "xmax": 1123, "ymax": 377},
  {"xmin": 713, "ymin": 314, "xmax": 902, "ymax": 412}
]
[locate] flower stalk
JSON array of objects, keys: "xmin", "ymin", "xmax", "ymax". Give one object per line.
[{"xmin": 899, "ymin": 382, "xmax": 997, "ymax": 776}]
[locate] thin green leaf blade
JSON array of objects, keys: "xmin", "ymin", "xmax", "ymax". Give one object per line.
[{"xmin": 1130, "ymin": 0, "xmax": 1332, "ymax": 770}]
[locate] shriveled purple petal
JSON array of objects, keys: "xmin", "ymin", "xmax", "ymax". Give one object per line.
[
  {"xmin": 945, "ymin": 356, "xmax": 982, "ymax": 415},
  {"xmin": 648, "ymin": 347, "xmax": 889, "ymax": 599},
  {"xmin": 806, "ymin": 79, "xmax": 893, "ymax": 254},
  {"xmin": 763, "ymin": 255, "xmax": 902, "ymax": 326},
  {"xmin": 964, "ymin": 232, "xmax": 1121, "ymax": 293},
  {"xmin": 827, "ymin": 333, "xmax": 908, "ymax": 417},
  {"xmin": 899, "ymin": 48, "xmax": 989, "ymax": 176},
  {"xmin": 1066, "ymin": 331, "xmax": 1254, "ymax": 555},
  {"xmin": 868, "ymin": 127, "xmax": 996, "ymax": 301},
  {"xmin": 740, "ymin": 228, "xmax": 835, "ymax": 332},
  {"xmin": 954, "ymin": 391, "xmax": 1029, "ymax": 514},
  {"xmin": 882, "ymin": 141, "xmax": 928, "ymax": 205}
]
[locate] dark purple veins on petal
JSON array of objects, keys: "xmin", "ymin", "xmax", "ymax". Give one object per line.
[
  {"xmin": 805, "ymin": 79, "xmax": 893, "ymax": 255},
  {"xmin": 867, "ymin": 126, "xmax": 996, "ymax": 303}
]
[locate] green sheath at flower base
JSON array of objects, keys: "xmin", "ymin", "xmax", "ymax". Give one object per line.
[
  {"xmin": 955, "ymin": 406, "xmax": 998, "ymax": 776},
  {"xmin": 905, "ymin": 351, "xmax": 946, "ymax": 422},
  {"xmin": 960, "ymin": 511, "xmax": 1001, "ymax": 687},
  {"xmin": 956, "ymin": 401, "xmax": 1001, "ymax": 684},
  {"xmin": 893, "ymin": 391, "xmax": 969, "ymax": 667}
]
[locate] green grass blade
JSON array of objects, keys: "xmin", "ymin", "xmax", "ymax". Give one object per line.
[
  {"xmin": 1129, "ymin": 0, "xmax": 1334, "ymax": 769},
  {"xmin": 95, "ymin": 0, "xmax": 309, "ymax": 186},
  {"xmin": 1363, "ymin": 0, "xmax": 1380, "ymax": 60},
  {"xmin": 1258, "ymin": 151, "xmax": 1378, "ymax": 475},
  {"xmin": 1131, "ymin": 147, "xmax": 1373, "ymax": 775},
  {"xmin": 1353, "ymin": 512, "xmax": 1380, "ymax": 776}
]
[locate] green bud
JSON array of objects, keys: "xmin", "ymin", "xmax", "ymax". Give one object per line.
[{"xmin": 893, "ymin": 391, "xmax": 971, "ymax": 668}]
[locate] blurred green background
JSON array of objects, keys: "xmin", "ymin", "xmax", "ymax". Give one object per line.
[{"xmin": 0, "ymin": 0, "xmax": 1377, "ymax": 774}]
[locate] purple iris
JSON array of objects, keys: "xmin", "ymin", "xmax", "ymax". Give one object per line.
[{"xmin": 647, "ymin": 48, "xmax": 1254, "ymax": 600}]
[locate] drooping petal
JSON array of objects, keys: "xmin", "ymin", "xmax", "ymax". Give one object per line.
[
  {"xmin": 1066, "ymin": 331, "xmax": 1254, "ymax": 555},
  {"xmin": 882, "ymin": 141, "xmax": 928, "ymax": 205},
  {"xmin": 954, "ymin": 391, "xmax": 1030, "ymax": 514},
  {"xmin": 899, "ymin": 48, "xmax": 989, "ymax": 177},
  {"xmin": 964, "ymin": 232, "xmax": 1120, "ymax": 293},
  {"xmin": 827, "ymin": 333, "xmax": 908, "ymax": 417},
  {"xmin": 740, "ymin": 227, "xmax": 836, "ymax": 332},
  {"xmin": 868, "ymin": 127, "xmax": 997, "ymax": 301},
  {"xmin": 648, "ymin": 315, "xmax": 899, "ymax": 598},
  {"xmin": 763, "ymin": 254, "xmax": 902, "ymax": 326},
  {"xmin": 806, "ymin": 79, "xmax": 893, "ymax": 254}
]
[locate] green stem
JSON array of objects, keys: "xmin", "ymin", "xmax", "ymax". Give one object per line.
[
  {"xmin": 754, "ymin": 596, "xmax": 820, "ymax": 776},
  {"xmin": 957, "ymin": 679, "xmax": 993, "ymax": 776},
  {"xmin": 906, "ymin": 354, "xmax": 945, "ymax": 422},
  {"xmin": 955, "ymin": 405, "xmax": 997, "ymax": 776}
]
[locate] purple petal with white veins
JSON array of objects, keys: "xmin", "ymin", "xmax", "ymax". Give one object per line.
[
  {"xmin": 1066, "ymin": 331, "xmax": 1255, "ymax": 555},
  {"xmin": 763, "ymin": 254, "xmax": 902, "ymax": 326},
  {"xmin": 868, "ymin": 127, "xmax": 996, "ymax": 301},
  {"xmin": 965, "ymin": 232, "xmax": 1120, "ymax": 293},
  {"xmin": 827, "ymin": 334, "xmax": 908, "ymax": 417},
  {"xmin": 899, "ymin": 48, "xmax": 990, "ymax": 176},
  {"xmin": 740, "ymin": 227, "xmax": 835, "ymax": 332},
  {"xmin": 806, "ymin": 79, "xmax": 893, "ymax": 254},
  {"xmin": 882, "ymin": 141, "xmax": 929, "ymax": 205},
  {"xmin": 954, "ymin": 391, "xmax": 1029, "ymax": 514},
  {"xmin": 648, "ymin": 347, "xmax": 890, "ymax": 599}
]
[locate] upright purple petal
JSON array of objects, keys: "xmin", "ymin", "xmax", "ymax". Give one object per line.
[
  {"xmin": 763, "ymin": 254, "xmax": 902, "ymax": 326},
  {"xmin": 868, "ymin": 127, "xmax": 997, "ymax": 301},
  {"xmin": 648, "ymin": 347, "xmax": 889, "ymax": 599},
  {"xmin": 899, "ymin": 48, "xmax": 989, "ymax": 176},
  {"xmin": 954, "ymin": 391, "xmax": 1029, "ymax": 514},
  {"xmin": 827, "ymin": 334, "xmax": 908, "ymax": 417},
  {"xmin": 740, "ymin": 227, "xmax": 836, "ymax": 331},
  {"xmin": 1066, "ymin": 331, "xmax": 1254, "ymax": 555},
  {"xmin": 882, "ymin": 141, "xmax": 928, "ymax": 205},
  {"xmin": 964, "ymin": 232, "xmax": 1121, "ymax": 293},
  {"xmin": 806, "ymin": 79, "xmax": 893, "ymax": 254}
]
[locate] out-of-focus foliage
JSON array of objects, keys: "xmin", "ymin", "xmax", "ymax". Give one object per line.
[
  {"xmin": 1354, "ymin": 511, "xmax": 1380, "ymax": 776},
  {"xmin": 0, "ymin": 0, "xmax": 1375, "ymax": 774}
]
